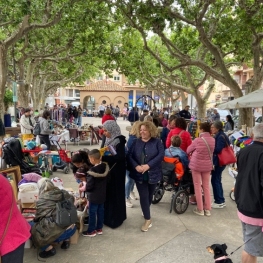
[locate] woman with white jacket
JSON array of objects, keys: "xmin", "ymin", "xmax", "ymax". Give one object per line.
[
  {"xmin": 20, "ymin": 108, "xmax": 35, "ymax": 134},
  {"xmin": 187, "ymin": 123, "xmax": 215, "ymax": 216}
]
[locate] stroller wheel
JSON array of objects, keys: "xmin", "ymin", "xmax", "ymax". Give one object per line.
[
  {"xmin": 152, "ymin": 185, "xmax": 164, "ymax": 204},
  {"xmin": 52, "ymin": 166, "xmax": 57, "ymax": 172},
  {"xmin": 173, "ymin": 190, "xmax": 189, "ymax": 214},
  {"xmin": 63, "ymin": 167, "xmax": 69, "ymax": 174},
  {"xmin": 229, "ymin": 190, "xmax": 235, "ymax": 201}
]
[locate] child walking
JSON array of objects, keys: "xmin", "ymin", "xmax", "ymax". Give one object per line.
[{"xmin": 82, "ymin": 149, "xmax": 109, "ymax": 237}]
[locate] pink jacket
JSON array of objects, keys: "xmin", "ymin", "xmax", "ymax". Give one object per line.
[
  {"xmin": 186, "ymin": 132, "xmax": 215, "ymax": 172},
  {"xmin": 0, "ymin": 175, "xmax": 31, "ymax": 256}
]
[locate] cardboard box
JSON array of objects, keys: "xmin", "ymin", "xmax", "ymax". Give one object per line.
[
  {"xmin": 70, "ymin": 229, "xmax": 79, "ymax": 244},
  {"xmin": 18, "ymin": 190, "xmax": 38, "ymax": 203},
  {"xmin": 21, "ymin": 202, "xmax": 36, "ymax": 209}
]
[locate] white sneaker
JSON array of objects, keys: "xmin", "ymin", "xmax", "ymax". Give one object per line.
[
  {"xmin": 211, "ymin": 202, "xmax": 226, "ymax": 209},
  {"xmin": 130, "ymin": 191, "xmax": 138, "ymax": 200},
  {"xmin": 126, "ymin": 198, "xmax": 133, "ymax": 208}
]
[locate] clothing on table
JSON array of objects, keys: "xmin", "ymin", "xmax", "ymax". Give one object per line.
[
  {"xmin": 0, "ymin": 175, "xmax": 31, "ymax": 258},
  {"xmin": 166, "ymin": 127, "xmax": 192, "ymax": 152}
]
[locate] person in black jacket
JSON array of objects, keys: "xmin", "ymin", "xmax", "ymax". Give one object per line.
[
  {"xmin": 235, "ymin": 124, "xmax": 263, "ymax": 263},
  {"xmin": 179, "ymin": 105, "xmax": 191, "ymax": 120},
  {"xmin": 81, "ymin": 149, "xmax": 109, "ymax": 237},
  {"xmin": 128, "ymin": 107, "xmax": 139, "ymax": 125}
]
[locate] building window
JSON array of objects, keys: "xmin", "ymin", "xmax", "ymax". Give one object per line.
[
  {"xmin": 75, "ymin": 89, "xmax": 80, "ymax": 97},
  {"xmin": 114, "ymin": 76, "xmax": 120, "ymax": 81},
  {"xmin": 66, "ymin": 89, "xmax": 73, "ymax": 97}
]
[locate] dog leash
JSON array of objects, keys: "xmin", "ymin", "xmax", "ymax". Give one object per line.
[{"xmin": 228, "ymin": 231, "xmax": 261, "ymax": 257}]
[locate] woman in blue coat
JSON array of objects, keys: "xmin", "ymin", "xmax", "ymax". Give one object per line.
[
  {"xmin": 127, "ymin": 121, "xmax": 164, "ymax": 232},
  {"xmin": 211, "ymin": 121, "xmax": 230, "ymax": 209}
]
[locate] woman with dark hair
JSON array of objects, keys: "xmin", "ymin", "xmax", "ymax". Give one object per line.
[
  {"xmin": 71, "ymin": 151, "xmax": 93, "ymax": 176},
  {"xmin": 210, "ymin": 120, "xmax": 230, "ymax": 209},
  {"xmin": 161, "ymin": 115, "xmax": 176, "ymax": 149},
  {"xmin": 166, "ymin": 117, "xmax": 192, "ymax": 151},
  {"xmin": 224, "ymin": 115, "xmax": 234, "ymax": 132},
  {"xmin": 187, "ymin": 122, "xmax": 215, "ymax": 216},
  {"xmin": 101, "ymin": 120, "xmax": 127, "ymax": 228},
  {"xmin": 39, "ymin": 110, "xmax": 52, "ymax": 150}
]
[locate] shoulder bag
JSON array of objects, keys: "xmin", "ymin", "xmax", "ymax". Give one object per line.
[
  {"xmin": 201, "ymin": 137, "xmax": 214, "ymax": 170},
  {"xmin": 217, "ymin": 135, "xmax": 236, "ymax": 166}
]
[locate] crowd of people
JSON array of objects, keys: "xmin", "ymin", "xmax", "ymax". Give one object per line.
[{"xmin": 3, "ymin": 101, "xmax": 263, "ymax": 263}]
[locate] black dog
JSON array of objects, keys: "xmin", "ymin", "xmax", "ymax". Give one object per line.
[{"xmin": 207, "ymin": 244, "xmax": 233, "ymax": 263}]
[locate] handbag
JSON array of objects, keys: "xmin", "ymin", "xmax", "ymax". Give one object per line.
[
  {"xmin": 201, "ymin": 137, "xmax": 214, "ymax": 170},
  {"xmin": 218, "ymin": 135, "xmax": 236, "ymax": 166},
  {"xmin": 56, "ymin": 191, "xmax": 78, "ymax": 228}
]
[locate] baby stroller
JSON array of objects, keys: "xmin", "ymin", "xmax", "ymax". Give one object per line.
[
  {"xmin": 152, "ymin": 156, "xmax": 194, "ymax": 214},
  {"xmin": 2, "ymin": 138, "xmax": 41, "ymax": 175}
]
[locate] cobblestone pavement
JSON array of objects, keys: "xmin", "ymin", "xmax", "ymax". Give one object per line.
[{"xmin": 23, "ymin": 117, "xmax": 262, "ymax": 263}]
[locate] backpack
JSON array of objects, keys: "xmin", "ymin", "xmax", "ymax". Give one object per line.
[
  {"xmin": 33, "ymin": 122, "xmax": 41, "ymax": 136},
  {"xmin": 56, "ymin": 191, "xmax": 77, "ymax": 228}
]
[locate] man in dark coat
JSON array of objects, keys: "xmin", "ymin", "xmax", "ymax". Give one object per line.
[
  {"xmin": 128, "ymin": 107, "xmax": 139, "ymax": 125},
  {"xmin": 179, "ymin": 105, "xmax": 191, "ymax": 119}
]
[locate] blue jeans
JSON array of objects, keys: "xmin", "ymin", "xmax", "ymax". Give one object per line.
[
  {"xmin": 125, "ymin": 171, "xmax": 135, "ymax": 199},
  {"xmin": 29, "ymin": 221, "xmax": 76, "ymax": 251},
  {"xmin": 77, "ymin": 116, "xmax": 82, "ymax": 127},
  {"xmin": 88, "ymin": 202, "xmax": 104, "ymax": 233},
  {"xmin": 211, "ymin": 165, "xmax": 226, "ymax": 204}
]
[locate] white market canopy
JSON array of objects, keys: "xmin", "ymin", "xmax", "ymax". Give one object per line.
[{"xmin": 217, "ymin": 89, "xmax": 263, "ymax": 109}]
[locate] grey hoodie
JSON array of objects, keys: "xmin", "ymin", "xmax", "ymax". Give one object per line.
[{"xmin": 39, "ymin": 117, "xmax": 52, "ymax": 135}]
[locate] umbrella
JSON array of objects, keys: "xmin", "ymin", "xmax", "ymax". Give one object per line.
[{"xmin": 218, "ymin": 89, "xmax": 263, "ymax": 109}]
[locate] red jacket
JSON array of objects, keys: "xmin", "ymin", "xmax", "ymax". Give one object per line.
[
  {"xmin": 166, "ymin": 127, "xmax": 192, "ymax": 152},
  {"xmin": 102, "ymin": 114, "xmax": 115, "ymax": 124},
  {"xmin": 0, "ymin": 175, "xmax": 31, "ymax": 256}
]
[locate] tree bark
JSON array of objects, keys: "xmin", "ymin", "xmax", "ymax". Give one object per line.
[{"xmin": 0, "ymin": 45, "xmax": 8, "ymax": 119}]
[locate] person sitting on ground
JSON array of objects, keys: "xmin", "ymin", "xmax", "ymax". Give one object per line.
[
  {"xmin": 165, "ymin": 135, "xmax": 189, "ymax": 169},
  {"xmin": 82, "ymin": 149, "xmax": 109, "ymax": 237},
  {"xmin": 30, "ymin": 178, "xmax": 76, "ymax": 259}
]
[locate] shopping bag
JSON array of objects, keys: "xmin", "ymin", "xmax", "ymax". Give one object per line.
[{"xmin": 218, "ymin": 146, "xmax": 236, "ymax": 166}]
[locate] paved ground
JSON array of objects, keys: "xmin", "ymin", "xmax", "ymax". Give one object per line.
[{"xmin": 23, "ymin": 117, "xmax": 262, "ymax": 263}]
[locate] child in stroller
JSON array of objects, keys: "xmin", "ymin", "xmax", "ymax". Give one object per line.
[{"xmin": 152, "ymin": 136, "xmax": 193, "ymax": 214}]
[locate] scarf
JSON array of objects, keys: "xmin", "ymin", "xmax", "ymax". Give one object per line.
[{"xmin": 103, "ymin": 120, "xmax": 122, "ymax": 148}]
